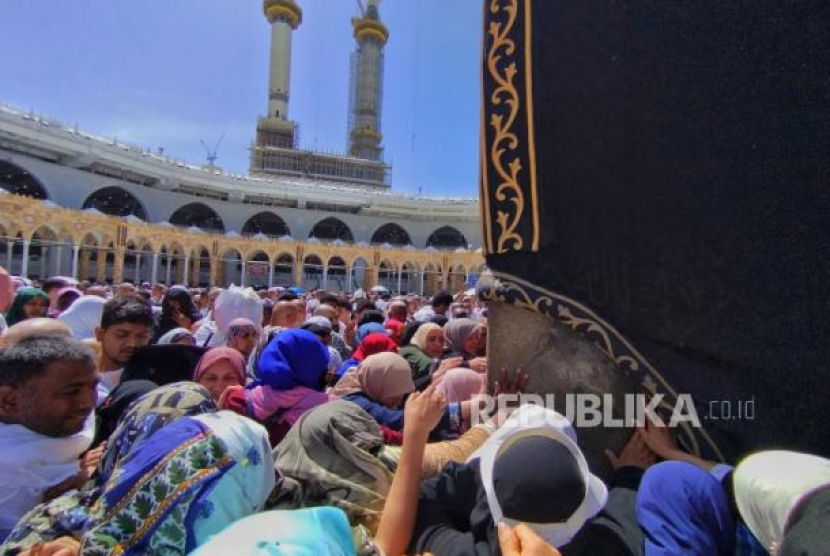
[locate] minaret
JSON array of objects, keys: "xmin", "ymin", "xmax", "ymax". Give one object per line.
[
  {"xmin": 347, "ymin": 0, "xmax": 388, "ymax": 161},
  {"xmin": 253, "ymin": 0, "xmax": 302, "ymax": 158}
]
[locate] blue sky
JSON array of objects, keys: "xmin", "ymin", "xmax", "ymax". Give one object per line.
[{"xmin": 0, "ymin": 0, "xmax": 482, "ymax": 197}]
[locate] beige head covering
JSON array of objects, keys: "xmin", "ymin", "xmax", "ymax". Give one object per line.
[
  {"xmin": 734, "ymin": 450, "xmax": 830, "ymax": 554},
  {"xmin": 272, "ymin": 399, "xmax": 394, "ymax": 531},
  {"xmin": 330, "ymin": 352, "xmax": 415, "ymax": 401},
  {"xmin": 409, "ymin": 322, "xmax": 441, "ymax": 352}
]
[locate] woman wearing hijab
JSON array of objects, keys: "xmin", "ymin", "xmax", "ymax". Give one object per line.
[
  {"xmin": 3, "ymin": 412, "xmax": 275, "ymax": 556},
  {"xmin": 335, "ymin": 332, "xmax": 399, "ymax": 381},
  {"xmin": 384, "ymin": 319, "xmax": 405, "ymax": 345},
  {"xmin": 192, "ymin": 347, "xmax": 247, "ymax": 402},
  {"xmin": 92, "ymin": 379, "xmax": 158, "ymax": 447},
  {"xmin": 443, "ymin": 318, "xmax": 481, "ymax": 358},
  {"xmin": 156, "ymin": 327, "xmax": 195, "ymax": 346},
  {"xmin": 54, "ymin": 287, "xmax": 82, "ymax": 315},
  {"xmin": 356, "ymin": 322, "xmax": 387, "ymax": 345},
  {"xmin": 636, "ymin": 460, "xmax": 735, "ymax": 556},
  {"xmin": 733, "ymin": 450, "xmax": 830, "ymax": 556},
  {"xmin": 97, "ymin": 382, "xmax": 219, "ymax": 486},
  {"xmin": 436, "ymin": 367, "xmax": 484, "ymax": 404},
  {"xmin": 189, "ymin": 508, "xmax": 358, "ymax": 556},
  {"xmin": 408, "ymin": 405, "xmax": 608, "ymax": 556},
  {"xmin": 222, "ymin": 328, "xmax": 332, "ymax": 445},
  {"xmin": 4, "ymin": 287, "xmax": 49, "ymax": 327},
  {"xmin": 57, "ymin": 295, "xmax": 106, "ymax": 340},
  {"xmin": 330, "ymin": 352, "xmax": 467, "ymax": 441},
  {"xmin": 443, "ymin": 318, "xmax": 488, "ymax": 373},
  {"xmin": 271, "ymin": 399, "xmax": 394, "ymax": 531},
  {"xmin": 399, "ymin": 323, "xmax": 463, "ymax": 390},
  {"xmin": 224, "ymin": 317, "xmax": 258, "ymax": 360},
  {"xmin": 153, "ymin": 286, "xmax": 202, "ymax": 343}
]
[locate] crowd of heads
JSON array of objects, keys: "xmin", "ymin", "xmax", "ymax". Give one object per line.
[{"xmin": 0, "ymin": 266, "xmax": 826, "ymax": 556}]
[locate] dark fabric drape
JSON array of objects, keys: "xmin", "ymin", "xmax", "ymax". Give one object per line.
[{"xmin": 481, "ymin": 0, "xmax": 830, "ymax": 461}]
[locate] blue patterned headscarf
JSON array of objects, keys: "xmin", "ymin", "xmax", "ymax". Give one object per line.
[
  {"xmin": 98, "ymin": 382, "xmax": 218, "ymax": 486},
  {"xmin": 256, "ymin": 328, "xmax": 329, "ymax": 391},
  {"xmin": 84, "ymin": 412, "xmax": 275, "ymax": 555},
  {"xmin": 3, "ymin": 412, "xmax": 276, "ymax": 556},
  {"xmin": 189, "ymin": 508, "xmax": 357, "ymax": 556}
]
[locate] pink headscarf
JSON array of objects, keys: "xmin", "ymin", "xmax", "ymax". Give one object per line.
[
  {"xmin": 0, "ymin": 267, "xmax": 13, "ymax": 313},
  {"xmin": 192, "ymin": 347, "xmax": 246, "ymax": 385},
  {"xmin": 436, "ymin": 367, "xmax": 484, "ymax": 403},
  {"xmin": 330, "ymin": 352, "xmax": 415, "ymax": 401}
]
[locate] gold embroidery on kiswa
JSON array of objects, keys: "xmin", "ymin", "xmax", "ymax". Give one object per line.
[
  {"xmin": 484, "ymin": 0, "xmax": 540, "ymax": 254},
  {"xmin": 482, "ymin": 271, "xmax": 726, "ymax": 462}
]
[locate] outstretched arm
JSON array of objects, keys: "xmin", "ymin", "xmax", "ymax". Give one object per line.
[{"xmin": 374, "ymin": 383, "xmax": 446, "ymax": 556}]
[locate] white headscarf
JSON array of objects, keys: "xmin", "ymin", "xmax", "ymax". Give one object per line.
[
  {"xmin": 467, "ymin": 405, "xmax": 608, "ymax": 548},
  {"xmin": 57, "ymin": 295, "xmax": 106, "ymax": 340},
  {"xmin": 410, "ymin": 322, "xmax": 441, "ymax": 352},
  {"xmin": 213, "ymin": 286, "xmax": 263, "ymax": 337},
  {"xmin": 157, "ymin": 327, "xmax": 194, "ymax": 345},
  {"xmin": 734, "ymin": 450, "xmax": 830, "ymax": 554}
]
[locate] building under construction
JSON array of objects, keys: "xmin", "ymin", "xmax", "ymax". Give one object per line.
[{"xmin": 250, "ymin": 0, "xmax": 391, "ymax": 189}]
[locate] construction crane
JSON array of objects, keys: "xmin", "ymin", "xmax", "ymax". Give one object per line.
[{"xmin": 200, "ymin": 133, "xmax": 225, "ymax": 168}]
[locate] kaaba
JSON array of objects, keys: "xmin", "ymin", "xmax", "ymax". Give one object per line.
[{"xmin": 479, "ymin": 0, "xmax": 830, "ymax": 472}]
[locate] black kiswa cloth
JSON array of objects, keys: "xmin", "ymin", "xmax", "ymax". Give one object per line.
[
  {"xmin": 121, "ymin": 344, "xmax": 207, "ymax": 386},
  {"xmin": 481, "ymin": 0, "xmax": 830, "ymax": 461}
]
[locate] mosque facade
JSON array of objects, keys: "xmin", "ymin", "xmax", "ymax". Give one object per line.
[{"xmin": 0, "ymin": 0, "xmax": 484, "ymax": 293}]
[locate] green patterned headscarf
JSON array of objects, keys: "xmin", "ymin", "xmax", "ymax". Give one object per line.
[{"xmin": 4, "ymin": 287, "xmax": 49, "ymax": 327}]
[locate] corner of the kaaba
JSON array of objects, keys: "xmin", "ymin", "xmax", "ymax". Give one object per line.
[{"xmin": 479, "ymin": 0, "xmax": 830, "ymax": 473}]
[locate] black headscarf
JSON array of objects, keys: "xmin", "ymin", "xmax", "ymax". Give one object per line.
[
  {"xmin": 93, "ymin": 379, "xmax": 158, "ymax": 446},
  {"xmin": 155, "ymin": 287, "xmax": 201, "ymax": 339},
  {"xmin": 121, "ymin": 344, "xmax": 208, "ymax": 386}
]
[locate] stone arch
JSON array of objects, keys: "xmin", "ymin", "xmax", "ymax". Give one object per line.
[
  {"xmin": 400, "ymin": 260, "xmax": 420, "ymax": 295},
  {"xmin": 156, "ymin": 243, "xmax": 187, "ymax": 286},
  {"xmin": 423, "ymin": 262, "xmax": 444, "ymax": 297},
  {"xmin": 28, "ymin": 226, "xmax": 61, "ymax": 280},
  {"xmin": 189, "ymin": 246, "xmax": 212, "ymax": 287},
  {"xmin": 0, "ymin": 160, "xmax": 49, "ymax": 199},
  {"xmin": 351, "ymin": 256, "xmax": 369, "ymax": 292},
  {"xmin": 370, "ymin": 223, "xmax": 412, "ymax": 247},
  {"xmin": 426, "ymin": 226, "xmax": 468, "ymax": 250},
  {"xmin": 309, "ymin": 217, "xmax": 354, "ymax": 243},
  {"xmin": 327, "ymin": 256, "xmax": 348, "ymax": 292},
  {"xmin": 242, "ymin": 212, "xmax": 291, "ymax": 238},
  {"xmin": 245, "ymin": 250, "xmax": 271, "ymax": 288},
  {"xmin": 123, "ymin": 239, "xmax": 148, "ymax": 284},
  {"xmin": 377, "ymin": 259, "xmax": 398, "ymax": 292},
  {"xmin": 303, "ymin": 254, "xmax": 324, "ymax": 289},
  {"xmin": 448, "ymin": 263, "xmax": 468, "ymax": 293},
  {"xmin": 82, "ymin": 186, "xmax": 148, "ymax": 220},
  {"xmin": 272, "ymin": 252, "xmax": 295, "ymax": 287},
  {"xmin": 169, "ymin": 203, "xmax": 225, "ymax": 233},
  {"xmin": 218, "ymin": 247, "xmax": 243, "ymax": 287}
]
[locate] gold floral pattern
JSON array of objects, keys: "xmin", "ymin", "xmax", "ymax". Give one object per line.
[
  {"xmin": 481, "ymin": 0, "xmax": 539, "ymax": 254},
  {"xmin": 481, "ymin": 270, "xmax": 726, "ymax": 461}
]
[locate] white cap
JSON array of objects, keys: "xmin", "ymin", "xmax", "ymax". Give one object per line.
[{"xmin": 468, "ymin": 405, "xmax": 608, "ymax": 548}]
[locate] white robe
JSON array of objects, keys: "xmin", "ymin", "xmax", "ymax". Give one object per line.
[{"xmin": 0, "ymin": 413, "xmax": 94, "ymax": 539}]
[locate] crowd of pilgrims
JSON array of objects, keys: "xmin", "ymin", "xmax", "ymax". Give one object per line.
[{"xmin": 0, "ymin": 270, "xmax": 826, "ymax": 556}]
